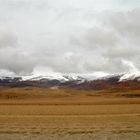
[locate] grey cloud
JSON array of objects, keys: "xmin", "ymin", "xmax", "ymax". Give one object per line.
[
  {"xmin": 0, "ymin": 47, "xmax": 36, "ymax": 74},
  {"xmin": 78, "ymin": 9, "xmax": 140, "ymax": 73},
  {"xmin": 0, "ymin": 29, "xmax": 17, "ymax": 48},
  {"xmin": 106, "ymin": 9, "xmax": 140, "ymax": 70},
  {"xmin": 0, "ymin": 0, "xmax": 140, "ymax": 75},
  {"xmin": 85, "ymin": 28, "xmax": 118, "ymax": 48}
]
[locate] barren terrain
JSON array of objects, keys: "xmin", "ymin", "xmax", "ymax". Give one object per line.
[{"xmin": 0, "ymin": 88, "xmax": 140, "ymax": 140}]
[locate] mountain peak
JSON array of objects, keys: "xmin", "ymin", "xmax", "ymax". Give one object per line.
[{"xmin": 119, "ymin": 71, "xmax": 140, "ymax": 82}]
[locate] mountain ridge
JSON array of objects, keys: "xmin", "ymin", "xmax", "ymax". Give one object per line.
[{"xmin": 0, "ymin": 72, "xmax": 140, "ymax": 90}]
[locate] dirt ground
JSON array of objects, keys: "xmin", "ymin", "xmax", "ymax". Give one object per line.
[{"xmin": 0, "ymin": 88, "xmax": 140, "ymax": 140}]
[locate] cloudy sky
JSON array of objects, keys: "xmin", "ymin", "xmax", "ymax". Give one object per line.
[{"xmin": 0, "ymin": 0, "xmax": 140, "ymax": 76}]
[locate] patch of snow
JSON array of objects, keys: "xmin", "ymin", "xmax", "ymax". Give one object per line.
[
  {"xmin": 119, "ymin": 71, "xmax": 140, "ymax": 81},
  {"xmin": 22, "ymin": 73, "xmax": 68, "ymax": 82}
]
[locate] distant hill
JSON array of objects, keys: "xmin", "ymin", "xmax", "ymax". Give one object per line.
[{"xmin": 0, "ymin": 72, "xmax": 140, "ymax": 90}]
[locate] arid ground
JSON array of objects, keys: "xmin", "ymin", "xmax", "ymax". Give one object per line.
[{"xmin": 0, "ymin": 88, "xmax": 140, "ymax": 140}]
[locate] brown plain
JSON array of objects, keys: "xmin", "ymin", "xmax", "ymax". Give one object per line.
[{"xmin": 0, "ymin": 87, "xmax": 140, "ymax": 140}]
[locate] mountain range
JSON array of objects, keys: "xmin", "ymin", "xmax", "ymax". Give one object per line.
[{"xmin": 0, "ymin": 72, "xmax": 140, "ymax": 90}]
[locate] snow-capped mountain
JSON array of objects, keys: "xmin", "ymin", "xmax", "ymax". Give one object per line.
[
  {"xmin": 0, "ymin": 71, "xmax": 140, "ymax": 90},
  {"xmin": 21, "ymin": 72, "xmax": 109, "ymax": 82},
  {"xmin": 0, "ymin": 72, "xmax": 139, "ymax": 82},
  {"xmin": 22, "ymin": 75, "xmax": 68, "ymax": 82},
  {"xmin": 119, "ymin": 71, "xmax": 140, "ymax": 81}
]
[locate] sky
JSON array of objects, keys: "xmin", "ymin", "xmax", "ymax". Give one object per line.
[{"xmin": 0, "ymin": 0, "xmax": 140, "ymax": 76}]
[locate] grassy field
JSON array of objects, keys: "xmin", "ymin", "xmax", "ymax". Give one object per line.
[{"xmin": 0, "ymin": 88, "xmax": 140, "ymax": 140}]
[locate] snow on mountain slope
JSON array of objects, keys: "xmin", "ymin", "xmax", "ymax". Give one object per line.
[
  {"xmin": 119, "ymin": 60, "xmax": 140, "ymax": 81},
  {"xmin": 119, "ymin": 71, "xmax": 140, "ymax": 81},
  {"xmin": 1, "ymin": 70, "xmax": 140, "ymax": 83},
  {"xmin": 22, "ymin": 75, "xmax": 68, "ymax": 82},
  {"xmin": 21, "ymin": 72, "xmax": 109, "ymax": 82},
  {"xmin": 11, "ymin": 72, "xmax": 140, "ymax": 82}
]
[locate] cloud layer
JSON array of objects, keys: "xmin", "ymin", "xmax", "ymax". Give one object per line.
[{"xmin": 0, "ymin": 0, "xmax": 140, "ymax": 76}]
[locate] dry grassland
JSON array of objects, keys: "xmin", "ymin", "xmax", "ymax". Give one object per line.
[{"xmin": 0, "ymin": 88, "xmax": 140, "ymax": 139}]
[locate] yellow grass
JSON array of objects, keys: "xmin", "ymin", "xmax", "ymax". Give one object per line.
[{"xmin": 0, "ymin": 87, "xmax": 140, "ymax": 139}]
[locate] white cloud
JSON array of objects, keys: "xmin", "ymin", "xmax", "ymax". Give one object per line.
[
  {"xmin": 122, "ymin": 60, "xmax": 139, "ymax": 73},
  {"xmin": 0, "ymin": 0, "xmax": 140, "ymax": 76}
]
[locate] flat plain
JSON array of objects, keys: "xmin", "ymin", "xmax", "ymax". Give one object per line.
[{"xmin": 0, "ymin": 88, "xmax": 140, "ymax": 140}]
